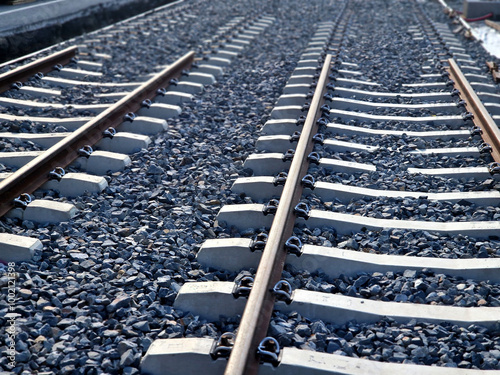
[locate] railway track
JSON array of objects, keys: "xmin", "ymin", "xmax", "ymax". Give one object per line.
[
  {"xmin": 143, "ymin": 1, "xmax": 500, "ymax": 374},
  {"xmin": 0, "ymin": 1, "xmax": 275, "ymax": 260},
  {"xmin": 1, "ymin": 0, "xmax": 500, "ymax": 374}
]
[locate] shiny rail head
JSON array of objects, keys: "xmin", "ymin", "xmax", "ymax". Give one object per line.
[{"xmin": 447, "ymin": 58, "xmax": 500, "ymax": 163}]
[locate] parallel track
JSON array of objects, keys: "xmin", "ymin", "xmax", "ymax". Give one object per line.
[
  {"xmin": 0, "ymin": 51, "xmax": 195, "ymax": 217},
  {"xmin": 1, "ymin": 0, "xmax": 500, "ymax": 374},
  {"xmin": 0, "ymin": 2, "xmax": 275, "ymax": 244},
  {"xmin": 142, "ymin": 0, "xmax": 500, "ymax": 374}
]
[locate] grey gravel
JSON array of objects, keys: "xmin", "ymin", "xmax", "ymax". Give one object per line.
[
  {"xmin": 270, "ymin": 312, "xmax": 500, "ymax": 369},
  {"xmin": 0, "ymin": 0, "xmax": 335, "ymax": 373},
  {"xmin": 283, "ymin": 266, "xmax": 500, "ymax": 307},
  {"xmin": 2, "ymin": 0, "xmax": 500, "ymax": 373}
]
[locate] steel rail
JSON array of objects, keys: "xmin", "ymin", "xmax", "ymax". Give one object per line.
[
  {"xmin": 327, "ymin": 10, "xmax": 350, "ymax": 59},
  {"xmin": 224, "ymin": 54, "xmax": 333, "ymax": 375},
  {"xmin": 0, "ymin": 50, "xmax": 194, "ymax": 217},
  {"xmin": 447, "ymin": 58, "xmax": 500, "ymax": 163},
  {"xmin": 0, "ymin": 0, "xmax": 188, "ymax": 70},
  {"xmin": 436, "ymin": 0, "xmax": 474, "ymax": 38},
  {"xmin": 0, "ymin": 46, "xmax": 77, "ymax": 93}
]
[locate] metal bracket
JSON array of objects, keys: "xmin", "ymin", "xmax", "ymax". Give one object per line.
[
  {"xmin": 232, "ymin": 276, "xmax": 254, "ymax": 299},
  {"xmin": 210, "ymin": 333, "xmax": 236, "ymax": 360},
  {"xmin": 256, "ymin": 337, "xmax": 281, "ymax": 367}
]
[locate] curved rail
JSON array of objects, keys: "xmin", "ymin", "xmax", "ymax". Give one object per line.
[{"xmin": 0, "ymin": 50, "xmax": 195, "ymax": 217}]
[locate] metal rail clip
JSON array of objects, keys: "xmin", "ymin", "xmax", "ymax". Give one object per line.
[
  {"xmin": 489, "ymin": 162, "xmax": 500, "ymax": 175},
  {"xmin": 232, "ymin": 276, "xmax": 254, "ymax": 299},
  {"xmin": 479, "ymin": 143, "xmax": 492, "ymax": 154},
  {"xmin": 103, "ymin": 127, "xmax": 116, "ymax": 138},
  {"xmin": 250, "ymin": 233, "xmax": 268, "ymax": 252},
  {"xmin": 263, "ymin": 199, "xmax": 279, "ymax": 216},
  {"xmin": 285, "ymin": 236, "xmax": 303, "ymax": 256},
  {"xmin": 316, "ymin": 117, "xmax": 329, "ymax": 126},
  {"xmin": 282, "ymin": 149, "xmax": 295, "ymax": 162},
  {"xmin": 78, "ymin": 145, "xmax": 93, "ymax": 158},
  {"xmin": 13, "ymin": 193, "xmax": 32, "ymax": 209},
  {"xmin": 210, "ymin": 332, "xmax": 236, "ymax": 360},
  {"xmin": 124, "ymin": 112, "xmax": 136, "ymax": 122},
  {"xmin": 462, "ymin": 112, "xmax": 474, "ymax": 122},
  {"xmin": 289, "ymin": 131, "xmax": 301, "ymax": 143},
  {"xmin": 273, "ymin": 172, "xmax": 288, "ymax": 186},
  {"xmin": 470, "ymin": 126, "xmax": 482, "ymax": 136},
  {"xmin": 271, "ymin": 280, "xmax": 293, "ymax": 304},
  {"xmin": 257, "ymin": 337, "xmax": 281, "ymax": 367},
  {"xmin": 48, "ymin": 167, "xmax": 65, "ymax": 181},
  {"xmin": 306, "ymin": 152, "xmax": 321, "ymax": 165},
  {"xmin": 455, "ymin": 99, "xmax": 466, "ymax": 109},
  {"xmin": 294, "ymin": 202, "xmax": 310, "ymax": 219},
  {"xmin": 301, "ymin": 174, "xmax": 316, "ymax": 189},
  {"xmin": 296, "ymin": 116, "xmax": 306, "ymax": 126},
  {"xmin": 312, "ymin": 133, "xmax": 325, "ymax": 145}
]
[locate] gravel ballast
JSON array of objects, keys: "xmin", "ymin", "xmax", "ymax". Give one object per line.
[
  {"xmin": 1, "ymin": 0, "xmax": 500, "ymax": 373},
  {"xmin": 0, "ymin": 0, "xmax": 341, "ymax": 373}
]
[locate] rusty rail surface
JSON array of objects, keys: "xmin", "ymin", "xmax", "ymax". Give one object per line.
[
  {"xmin": 0, "ymin": 50, "xmax": 195, "ymax": 217},
  {"xmin": 0, "ymin": 46, "xmax": 77, "ymax": 93},
  {"xmin": 223, "ymin": 54, "xmax": 333, "ymax": 375},
  {"xmin": 447, "ymin": 58, "xmax": 500, "ymax": 163},
  {"xmin": 486, "ymin": 61, "xmax": 500, "ymax": 83}
]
